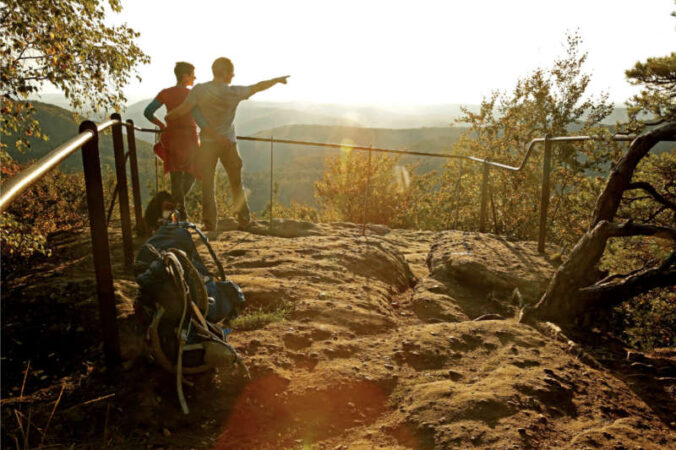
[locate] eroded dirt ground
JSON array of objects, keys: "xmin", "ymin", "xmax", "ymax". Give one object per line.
[{"xmin": 2, "ymin": 220, "xmax": 675, "ymax": 449}]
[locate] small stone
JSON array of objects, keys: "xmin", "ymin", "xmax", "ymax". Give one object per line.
[
  {"xmin": 518, "ymin": 428, "xmax": 527, "ymax": 435},
  {"xmin": 446, "ymin": 370, "xmax": 462, "ymax": 381}
]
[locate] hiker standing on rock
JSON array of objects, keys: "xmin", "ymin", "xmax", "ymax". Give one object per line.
[
  {"xmin": 144, "ymin": 62, "xmax": 201, "ymax": 220},
  {"xmin": 166, "ymin": 57, "xmax": 289, "ymax": 230}
]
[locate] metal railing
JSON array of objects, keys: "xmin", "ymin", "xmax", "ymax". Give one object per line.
[
  {"xmin": 1, "ymin": 114, "xmax": 159, "ymax": 367},
  {"xmin": 0, "ymin": 117, "xmax": 649, "ymax": 368},
  {"xmin": 236, "ymin": 134, "xmax": 638, "ymax": 252}
]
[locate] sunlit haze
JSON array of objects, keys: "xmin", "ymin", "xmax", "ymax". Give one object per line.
[{"xmin": 61, "ymin": 1, "xmax": 676, "ymax": 107}]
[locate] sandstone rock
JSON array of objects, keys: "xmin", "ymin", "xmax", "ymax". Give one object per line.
[{"xmin": 427, "ymin": 231, "xmax": 556, "ymax": 302}]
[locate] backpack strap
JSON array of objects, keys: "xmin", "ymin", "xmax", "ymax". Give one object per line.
[{"xmin": 184, "ymin": 223, "xmax": 226, "ymax": 281}]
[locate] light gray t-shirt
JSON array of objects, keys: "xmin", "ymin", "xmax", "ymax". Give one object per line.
[{"xmin": 186, "ymin": 81, "xmax": 251, "ymax": 142}]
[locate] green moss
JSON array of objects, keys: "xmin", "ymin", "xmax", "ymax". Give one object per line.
[{"xmin": 232, "ymin": 303, "xmax": 291, "ymax": 331}]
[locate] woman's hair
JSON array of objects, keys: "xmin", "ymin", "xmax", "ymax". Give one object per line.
[
  {"xmin": 212, "ymin": 57, "xmax": 234, "ymax": 77},
  {"xmin": 174, "ymin": 62, "xmax": 195, "ymax": 83}
]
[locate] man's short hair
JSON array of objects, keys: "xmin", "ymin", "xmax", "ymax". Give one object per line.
[
  {"xmin": 174, "ymin": 62, "xmax": 195, "ymax": 83},
  {"xmin": 212, "ymin": 57, "xmax": 234, "ymax": 77}
]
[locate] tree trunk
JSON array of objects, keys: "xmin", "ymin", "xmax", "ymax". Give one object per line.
[
  {"xmin": 589, "ymin": 122, "xmax": 676, "ymax": 227},
  {"xmin": 528, "ymin": 122, "xmax": 676, "ymax": 324}
]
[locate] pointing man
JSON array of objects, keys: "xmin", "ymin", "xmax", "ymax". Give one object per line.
[{"xmin": 167, "ymin": 57, "xmax": 289, "ymax": 230}]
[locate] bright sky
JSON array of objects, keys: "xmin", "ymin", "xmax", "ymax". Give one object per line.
[{"xmin": 113, "ymin": 0, "xmax": 674, "ymax": 106}]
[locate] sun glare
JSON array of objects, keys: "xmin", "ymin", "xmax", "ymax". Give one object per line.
[
  {"xmin": 340, "ymin": 138, "xmax": 355, "ymax": 173},
  {"xmin": 394, "ymin": 165, "xmax": 410, "ymax": 193}
]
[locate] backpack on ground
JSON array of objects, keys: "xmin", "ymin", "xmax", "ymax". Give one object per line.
[{"xmin": 133, "ymin": 218, "xmax": 247, "ymax": 413}]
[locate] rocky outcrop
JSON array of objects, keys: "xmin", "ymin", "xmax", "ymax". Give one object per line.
[
  {"xmin": 2, "ymin": 221, "xmax": 673, "ymax": 450},
  {"xmin": 427, "ymin": 231, "xmax": 558, "ymax": 306}
]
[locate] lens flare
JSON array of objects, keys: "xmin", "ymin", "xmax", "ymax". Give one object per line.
[
  {"xmin": 393, "ymin": 165, "xmax": 410, "ymax": 193},
  {"xmin": 340, "ymin": 138, "xmax": 355, "ymax": 174}
]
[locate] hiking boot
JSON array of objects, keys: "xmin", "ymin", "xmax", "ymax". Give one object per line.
[
  {"xmin": 201, "ymin": 223, "xmax": 216, "ymax": 232},
  {"xmin": 237, "ymin": 211, "xmax": 251, "ymax": 229}
]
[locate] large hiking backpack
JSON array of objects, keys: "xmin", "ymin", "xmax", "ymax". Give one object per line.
[{"xmin": 134, "ymin": 220, "xmax": 247, "ymax": 413}]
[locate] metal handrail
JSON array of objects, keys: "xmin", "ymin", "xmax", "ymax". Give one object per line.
[
  {"xmin": 0, "ymin": 114, "xmax": 163, "ymax": 368},
  {"xmin": 235, "ymin": 132, "xmax": 641, "ymax": 252},
  {"xmin": 0, "ymin": 119, "xmax": 159, "ymax": 212},
  {"xmin": 237, "ymin": 135, "xmax": 463, "ymax": 159},
  {"xmin": 1, "ymin": 126, "xmax": 638, "ymax": 213},
  {"xmin": 1, "ymin": 120, "xmax": 116, "ymax": 212},
  {"xmin": 236, "ymin": 134, "xmax": 637, "ymax": 172}
]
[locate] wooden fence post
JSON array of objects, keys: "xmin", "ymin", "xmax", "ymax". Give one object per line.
[
  {"xmin": 80, "ymin": 120, "xmax": 120, "ymax": 368},
  {"xmin": 125, "ymin": 119, "xmax": 144, "ymax": 235},
  {"xmin": 111, "ymin": 113, "xmax": 134, "ymax": 268}
]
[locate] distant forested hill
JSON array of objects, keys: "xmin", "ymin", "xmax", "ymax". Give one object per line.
[
  {"xmin": 3, "ymin": 102, "xmax": 158, "ymax": 171},
  {"xmin": 3, "ymin": 101, "xmax": 159, "ymax": 197},
  {"xmin": 240, "ymin": 124, "xmax": 467, "ymax": 171},
  {"xmin": 240, "ymin": 124, "xmax": 468, "ymax": 210}
]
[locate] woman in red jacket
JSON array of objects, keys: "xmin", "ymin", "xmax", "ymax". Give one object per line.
[{"xmin": 144, "ymin": 62, "xmax": 200, "ymax": 220}]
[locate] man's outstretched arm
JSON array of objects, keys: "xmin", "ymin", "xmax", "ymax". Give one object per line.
[{"xmin": 249, "ymin": 75, "xmax": 290, "ymax": 96}]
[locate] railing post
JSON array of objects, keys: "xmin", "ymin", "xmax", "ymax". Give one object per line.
[
  {"xmin": 269, "ymin": 136, "xmax": 274, "ymax": 232},
  {"xmin": 111, "ymin": 113, "xmax": 134, "ymax": 269},
  {"xmin": 450, "ymin": 160, "xmax": 464, "ymax": 230},
  {"xmin": 361, "ymin": 147, "xmax": 373, "ymax": 237},
  {"xmin": 126, "ymin": 120, "xmax": 144, "ymax": 235},
  {"xmin": 80, "ymin": 120, "xmax": 120, "ymax": 368},
  {"xmin": 479, "ymin": 159, "xmax": 490, "ymax": 233},
  {"xmin": 538, "ymin": 134, "xmax": 552, "ymax": 253}
]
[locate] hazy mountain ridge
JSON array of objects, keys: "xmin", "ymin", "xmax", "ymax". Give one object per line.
[
  {"xmin": 2, "ymin": 102, "xmax": 160, "ymax": 200},
  {"xmin": 122, "ymin": 98, "xmax": 476, "ymax": 144},
  {"xmin": 3, "ymin": 102, "xmax": 156, "ymax": 172},
  {"xmin": 33, "ymin": 92, "xmax": 631, "ymax": 141},
  {"xmin": 6, "ymin": 100, "xmax": 643, "ymax": 214}
]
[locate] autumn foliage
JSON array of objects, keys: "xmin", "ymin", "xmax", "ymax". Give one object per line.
[{"xmin": 0, "ymin": 152, "xmax": 87, "ymax": 274}]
